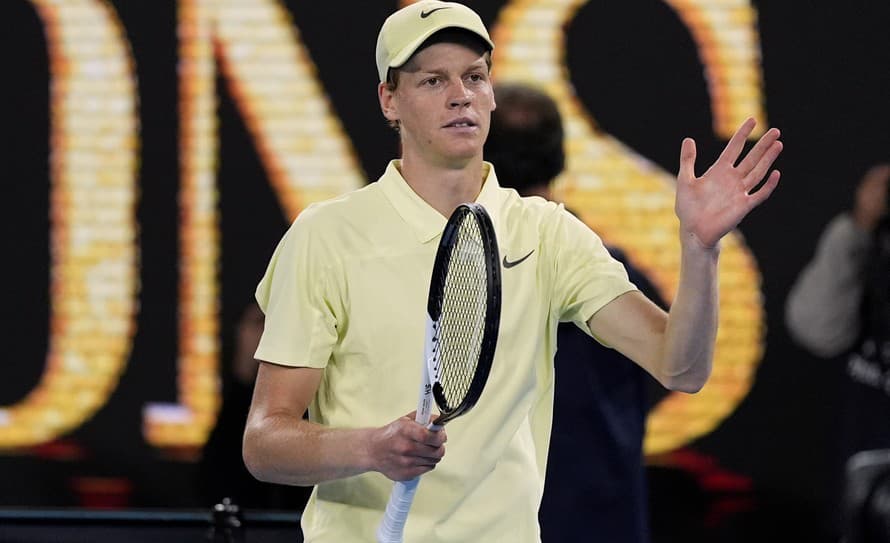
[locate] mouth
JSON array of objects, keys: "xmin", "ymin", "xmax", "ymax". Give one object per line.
[{"xmin": 443, "ymin": 118, "xmax": 477, "ymax": 129}]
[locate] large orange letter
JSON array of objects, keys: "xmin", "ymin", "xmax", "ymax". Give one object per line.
[
  {"xmin": 0, "ymin": 0, "xmax": 139, "ymax": 448},
  {"xmin": 143, "ymin": 0, "xmax": 364, "ymax": 448},
  {"xmin": 491, "ymin": 0, "xmax": 767, "ymax": 454}
]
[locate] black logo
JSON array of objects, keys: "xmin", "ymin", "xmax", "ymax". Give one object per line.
[
  {"xmin": 420, "ymin": 7, "xmax": 451, "ymax": 18},
  {"xmin": 503, "ymin": 249, "xmax": 534, "ymax": 269}
]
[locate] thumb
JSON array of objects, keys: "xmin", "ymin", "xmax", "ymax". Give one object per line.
[{"xmin": 678, "ymin": 137, "xmax": 697, "ymax": 181}]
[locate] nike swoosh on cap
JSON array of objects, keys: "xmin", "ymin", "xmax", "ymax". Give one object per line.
[
  {"xmin": 420, "ymin": 7, "xmax": 451, "ymax": 18},
  {"xmin": 503, "ymin": 250, "xmax": 535, "ymax": 269}
]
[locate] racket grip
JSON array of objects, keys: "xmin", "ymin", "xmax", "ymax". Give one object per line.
[{"xmin": 376, "ymin": 477, "xmax": 420, "ymax": 543}]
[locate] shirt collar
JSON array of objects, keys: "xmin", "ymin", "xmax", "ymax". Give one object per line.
[{"xmin": 378, "ymin": 160, "xmax": 502, "ymax": 244}]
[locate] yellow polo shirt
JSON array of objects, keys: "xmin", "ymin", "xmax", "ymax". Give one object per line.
[{"xmin": 255, "ymin": 160, "xmax": 636, "ymax": 543}]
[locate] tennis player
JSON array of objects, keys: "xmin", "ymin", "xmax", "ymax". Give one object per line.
[{"xmin": 242, "ymin": 2, "xmax": 783, "ymax": 542}]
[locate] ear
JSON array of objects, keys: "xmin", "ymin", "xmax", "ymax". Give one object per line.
[{"xmin": 378, "ymin": 82, "xmax": 399, "ymax": 123}]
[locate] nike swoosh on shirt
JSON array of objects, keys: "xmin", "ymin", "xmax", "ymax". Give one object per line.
[
  {"xmin": 503, "ymin": 250, "xmax": 534, "ymax": 269},
  {"xmin": 420, "ymin": 7, "xmax": 451, "ymax": 18}
]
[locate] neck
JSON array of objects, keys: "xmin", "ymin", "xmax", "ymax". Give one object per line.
[{"xmin": 398, "ymin": 153, "xmax": 486, "ymax": 218}]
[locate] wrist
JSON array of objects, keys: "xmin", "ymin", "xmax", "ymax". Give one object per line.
[
  {"xmin": 358, "ymin": 427, "xmax": 379, "ymax": 475},
  {"xmin": 680, "ymin": 229, "xmax": 722, "ymax": 256}
]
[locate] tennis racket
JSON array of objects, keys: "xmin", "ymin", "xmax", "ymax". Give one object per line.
[{"xmin": 376, "ymin": 203, "xmax": 502, "ymax": 543}]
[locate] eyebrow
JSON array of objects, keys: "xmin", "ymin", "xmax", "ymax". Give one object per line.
[{"xmin": 418, "ymin": 59, "xmax": 489, "ymax": 76}]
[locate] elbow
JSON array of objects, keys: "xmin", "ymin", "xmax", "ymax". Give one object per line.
[
  {"xmin": 671, "ymin": 379, "xmax": 707, "ymax": 394},
  {"xmin": 660, "ymin": 367, "xmax": 709, "ymax": 394},
  {"xmin": 242, "ymin": 451, "xmax": 265, "ymax": 483},
  {"xmin": 664, "ymin": 376, "xmax": 706, "ymax": 394},
  {"xmin": 242, "ymin": 423, "xmax": 274, "ymax": 483},
  {"xmin": 242, "ymin": 414, "xmax": 315, "ymax": 486},
  {"xmin": 654, "ymin": 348, "xmax": 711, "ymax": 393},
  {"xmin": 242, "ymin": 439, "xmax": 265, "ymax": 483}
]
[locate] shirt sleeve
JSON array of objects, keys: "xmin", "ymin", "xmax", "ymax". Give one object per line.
[
  {"xmin": 546, "ymin": 205, "xmax": 638, "ymax": 337},
  {"xmin": 254, "ymin": 210, "xmax": 339, "ymax": 368},
  {"xmin": 785, "ymin": 213, "xmax": 870, "ymax": 357}
]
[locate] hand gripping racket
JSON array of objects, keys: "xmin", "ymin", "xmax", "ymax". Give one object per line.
[{"xmin": 376, "ymin": 203, "xmax": 502, "ymax": 543}]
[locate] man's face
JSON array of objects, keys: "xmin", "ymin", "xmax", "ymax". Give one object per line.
[{"xmin": 380, "ymin": 42, "xmax": 495, "ymax": 167}]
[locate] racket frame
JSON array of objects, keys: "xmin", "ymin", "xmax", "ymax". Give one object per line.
[{"xmin": 376, "ymin": 203, "xmax": 501, "ymax": 543}]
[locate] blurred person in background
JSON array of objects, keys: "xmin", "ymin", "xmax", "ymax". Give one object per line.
[
  {"xmin": 786, "ymin": 163, "xmax": 890, "ymax": 539},
  {"xmin": 485, "ymin": 82, "xmax": 665, "ymax": 543},
  {"xmin": 197, "ymin": 301, "xmax": 310, "ymax": 511}
]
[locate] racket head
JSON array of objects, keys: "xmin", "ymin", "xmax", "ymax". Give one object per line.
[{"xmin": 426, "ymin": 203, "xmax": 501, "ymax": 426}]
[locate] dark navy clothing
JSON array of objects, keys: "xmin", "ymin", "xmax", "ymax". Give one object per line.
[{"xmin": 539, "ymin": 248, "xmax": 661, "ymax": 543}]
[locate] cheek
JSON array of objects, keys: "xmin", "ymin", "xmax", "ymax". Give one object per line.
[
  {"xmin": 479, "ymin": 121, "xmax": 491, "ymax": 143},
  {"xmin": 475, "ymin": 85, "xmax": 495, "ymax": 106},
  {"xmin": 403, "ymin": 100, "xmax": 440, "ymax": 132}
]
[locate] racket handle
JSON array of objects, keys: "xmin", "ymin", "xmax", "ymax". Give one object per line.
[{"xmin": 376, "ymin": 477, "xmax": 420, "ymax": 543}]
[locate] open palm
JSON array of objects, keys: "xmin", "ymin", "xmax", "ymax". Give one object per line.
[{"xmin": 675, "ymin": 118, "xmax": 783, "ymax": 248}]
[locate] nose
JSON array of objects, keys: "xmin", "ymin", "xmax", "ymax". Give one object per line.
[{"xmin": 448, "ymin": 81, "xmax": 472, "ymax": 109}]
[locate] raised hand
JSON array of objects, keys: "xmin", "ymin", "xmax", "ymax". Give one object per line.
[{"xmin": 675, "ymin": 118, "xmax": 783, "ymax": 248}]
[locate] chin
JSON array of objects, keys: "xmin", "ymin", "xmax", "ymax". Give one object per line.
[
  {"xmin": 443, "ymin": 151, "xmax": 481, "ymax": 167},
  {"xmin": 442, "ymin": 141, "xmax": 483, "ymax": 160}
]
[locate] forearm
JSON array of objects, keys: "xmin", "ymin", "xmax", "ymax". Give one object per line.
[
  {"xmin": 243, "ymin": 413, "xmax": 375, "ymax": 486},
  {"xmin": 642, "ymin": 117, "xmax": 780, "ymax": 388},
  {"xmin": 658, "ymin": 234, "xmax": 720, "ymax": 392}
]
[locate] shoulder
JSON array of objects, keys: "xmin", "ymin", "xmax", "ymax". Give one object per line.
[
  {"xmin": 289, "ymin": 183, "xmax": 383, "ymax": 232},
  {"xmin": 498, "ymin": 188, "xmax": 565, "ymax": 227},
  {"xmin": 494, "ymin": 189, "xmax": 607, "ymax": 255},
  {"xmin": 267, "ymin": 184, "xmax": 383, "ymax": 269}
]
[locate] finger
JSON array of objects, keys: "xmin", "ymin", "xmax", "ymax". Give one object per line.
[
  {"xmin": 415, "ymin": 444, "xmax": 446, "ymax": 462},
  {"xmin": 395, "ymin": 465, "xmax": 435, "ymax": 481},
  {"xmin": 421, "ymin": 428, "xmax": 447, "ymax": 446},
  {"xmin": 736, "ymin": 127, "xmax": 780, "ymax": 175},
  {"xmin": 399, "ymin": 439, "xmax": 444, "ymax": 464},
  {"xmin": 717, "ymin": 117, "xmax": 756, "ymax": 166},
  {"xmin": 746, "ymin": 170, "xmax": 780, "ymax": 209},
  {"xmin": 742, "ymin": 140, "xmax": 783, "ymax": 191},
  {"xmin": 394, "ymin": 419, "xmax": 431, "ymax": 445},
  {"xmin": 404, "ymin": 410, "xmax": 433, "ymax": 426},
  {"xmin": 412, "ymin": 462, "xmax": 439, "ymax": 477},
  {"xmin": 678, "ymin": 137, "xmax": 697, "ymax": 181}
]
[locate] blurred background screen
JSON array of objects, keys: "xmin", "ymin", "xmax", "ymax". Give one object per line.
[{"xmin": 1, "ymin": 1, "xmax": 888, "ymax": 541}]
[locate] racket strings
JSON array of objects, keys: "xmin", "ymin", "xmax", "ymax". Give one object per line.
[{"xmin": 436, "ymin": 216, "xmax": 488, "ymax": 411}]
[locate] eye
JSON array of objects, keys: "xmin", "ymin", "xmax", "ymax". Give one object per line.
[
  {"xmin": 466, "ymin": 72, "xmax": 487, "ymax": 85},
  {"xmin": 423, "ymin": 77, "xmax": 440, "ymax": 87}
]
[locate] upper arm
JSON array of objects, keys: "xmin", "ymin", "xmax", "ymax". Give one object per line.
[
  {"xmin": 254, "ymin": 213, "xmax": 339, "ymax": 370},
  {"xmin": 587, "ymin": 290, "xmax": 668, "ymax": 377},
  {"xmin": 545, "ymin": 205, "xmax": 638, "ymax": 328},
  {"xmin": 242, "ymin": 363, "xmax": 326, "ymax": 482},
  {"xmin": 248, "ymin": 362, "xmax": 322, "ymax": 424}
]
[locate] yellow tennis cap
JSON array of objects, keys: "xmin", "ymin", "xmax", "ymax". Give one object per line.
[{"xmin": 375, "ymin": 1, "xmax": 494, "ymax": 83}]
